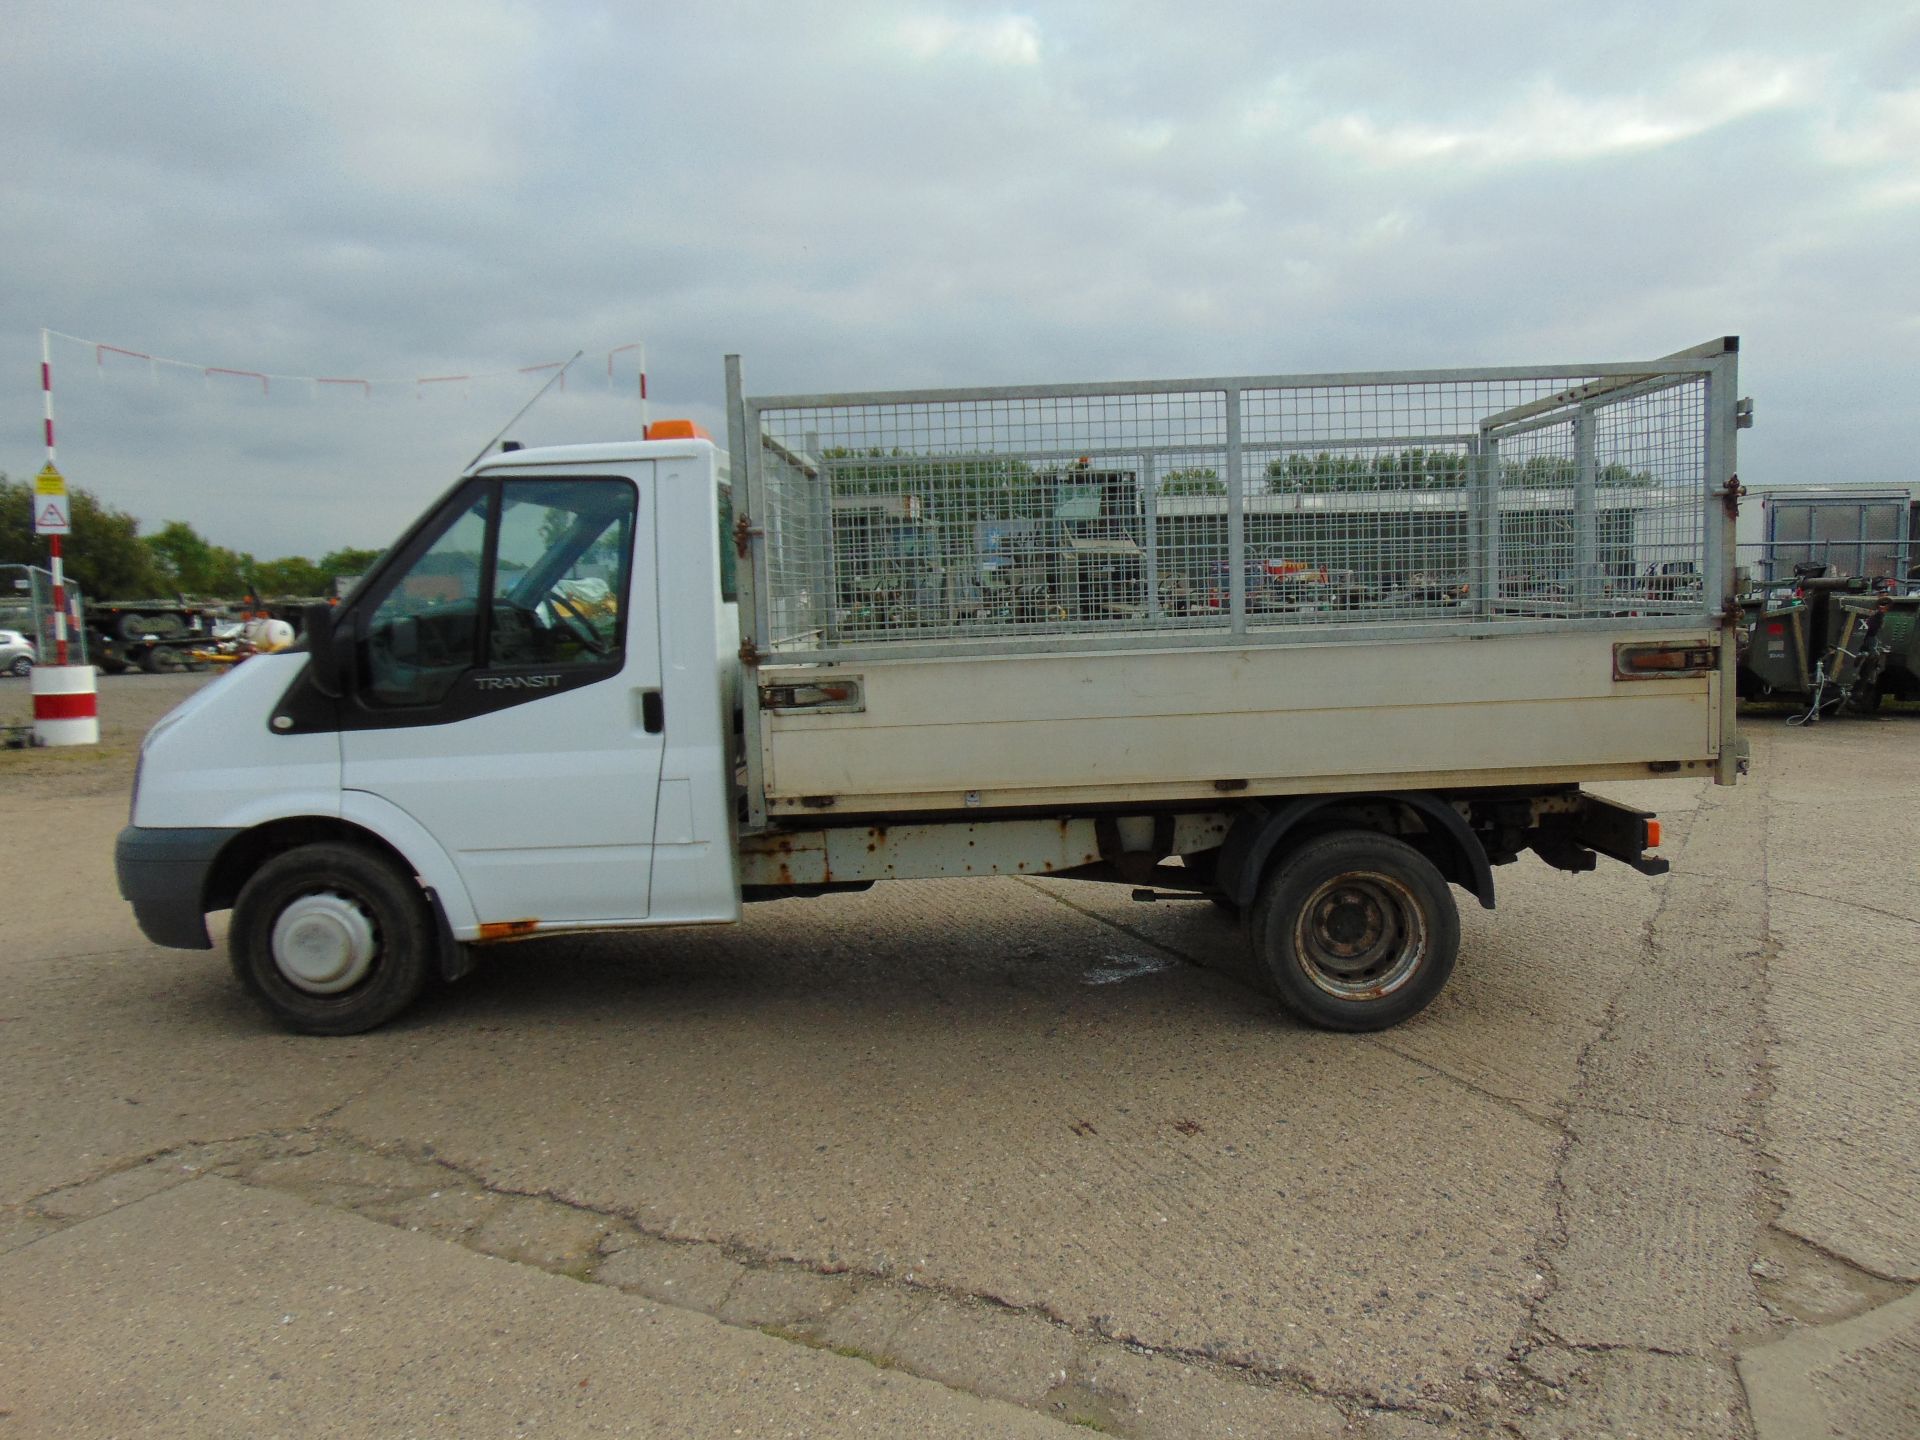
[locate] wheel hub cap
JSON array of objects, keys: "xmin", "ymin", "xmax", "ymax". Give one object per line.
[
  {"xmin": 272, "ymin": 892, "xmax": 377, "ymax": 994},
  {"xmin": 1296, "ymin": 872, "xmax": 1426, "ymax": 999}
]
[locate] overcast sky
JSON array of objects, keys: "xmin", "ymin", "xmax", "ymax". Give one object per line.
[{"xmin": 3, "ymin": 1, "xmax": 1916, "ymax": 560}]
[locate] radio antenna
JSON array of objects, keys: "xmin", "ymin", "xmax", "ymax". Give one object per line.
[{"xmin": 466, "ymin": 349, "xmax": 585, "ymax": 469}]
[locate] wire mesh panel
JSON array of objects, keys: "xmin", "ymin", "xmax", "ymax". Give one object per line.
[
  {"xmin": 751, "ymin": 390, "xmax": 1228, "ymax": 648},
  {"xmin": 1244, "ymin": 380, "xmax": 1498, "ymax": 628},
  {"xmin": 0, "ymin": 563, "xmax": 87, "ymax": 665},
  {"xmin": 744, "ymin": 354, "xmax": 1721, "ymax": 661}
]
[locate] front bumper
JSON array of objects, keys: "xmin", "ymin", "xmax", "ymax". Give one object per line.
[{"xmin": 115, "ymin": 826, "xmax": 240, "ymax": 950}]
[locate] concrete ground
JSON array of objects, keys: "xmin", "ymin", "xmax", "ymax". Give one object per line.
[{"xmin": 1, "ymin": 672, "xmax": 1915, "ymax": 1437}]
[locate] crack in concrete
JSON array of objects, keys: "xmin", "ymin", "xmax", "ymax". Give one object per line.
[
  {"xmin": 1761, "ymin": 883, "xmax": 1920, "ymax": 930},
  {"xmin": 1533, "ymin": 1326, "xmax": 1701, "ymax": 1361},
  {"xmin": 1364, "ymin": 1038, "xmax": 1561, "ymax": 1133},
  {"xmin": 1505, "ymin": 775, "xmax": 1782, "ymax": 1433},
  {"xmin": 1766, "ymin": 1219, "xmax": 1919, "ymax": 1289},
  {"xmin": 1509, "ymin": 817, "xmax": 1681, "ymax": 1348},
  {"xmin": 17, "ymin": 1128, "xmax": 299, "ymax": 1213},
  {"xmin": 1007, "ymin": 876, "xmax": 1214, "ymax": 972},
  {"xmin": 164, "ymin": 1124, "xmax": 1470, "ymax": 1435},
  {"xmin": 1559, "ymin": 1100, "xmax": 1752, "ymax": 1144}
]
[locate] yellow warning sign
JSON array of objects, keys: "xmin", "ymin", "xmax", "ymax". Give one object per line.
[{"xmin": 34, "ymin": 464, "xmax": 71, "ymax": 536}]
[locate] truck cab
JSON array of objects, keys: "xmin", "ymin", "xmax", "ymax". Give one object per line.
[{"xmin": 118, "ymin": 430, "xmax": 740, "ymax": 1033}]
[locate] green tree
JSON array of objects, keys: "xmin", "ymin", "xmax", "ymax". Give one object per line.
[
  {"xmin": 1498, "ymin": 456, "xmax": 1655, "ymax": 488},
  {"xmin": 0, "ymin": 471, "xmax": 164, "ymax": 600},
  {"xmin": 250, "ymin": 556, "xmax": 327, "ymax": 596},
  {"xmin": 1265, "ymin": 452, "xmax": 1379, "ymax": 493},
  {"xmin": 1266, "ymin": 448, "xmax": 1471, "ymax": 494},
  {"xmin": 145, "ymin": 519, "xmax": 251, "ymax": 596},
  {"xmin": 1158, "ymin": 468, "xmax": 1224, "ymax": 496},
  {"xmin": 318, "ymin": 546, "xmax": 385, "ymax": 578}
]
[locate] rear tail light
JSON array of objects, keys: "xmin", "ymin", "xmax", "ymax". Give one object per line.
[
  {"xmin": 761, "ymin": 677, "xmax": 865, "ymax": 714},
  {"xmin": 1613, "ymin": 643, "xmax": 1717, "ymax": 679}
]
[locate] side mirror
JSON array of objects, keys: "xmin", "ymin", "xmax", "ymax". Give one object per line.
[{"xmin": 302, "ymin": 602, "xmax": 346, "ymax": 698}]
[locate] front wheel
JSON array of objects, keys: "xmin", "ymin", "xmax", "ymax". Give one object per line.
[
  {"xmin": 6, "ymin": 656, "xmax": 29, "ymax": 677},
  {"xmin": 1250, "ymin": 830, "xmax": 1458, "ymax": 1031},
  {"xmin": 230, "ymin": 842, "xmax": 433, "ymax": 1035}
]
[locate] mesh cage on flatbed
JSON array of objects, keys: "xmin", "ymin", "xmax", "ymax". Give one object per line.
[{"xmin": 732, "ymin": 343, "xmax": 1734, "ymax": 664}]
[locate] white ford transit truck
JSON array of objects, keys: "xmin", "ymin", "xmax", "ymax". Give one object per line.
[{"xmin": 117, "ymin": 341, "xmax": 1747, "ymax": 1035}]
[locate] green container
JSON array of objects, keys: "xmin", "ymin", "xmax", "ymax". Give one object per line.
[
  {"xmin": 1858, "ymin": 595, "xmax": 1920, "ymax": 701},
  {"xmin": 1737, "ymin": 598, "xmax": 1810, "ymax": 697}
]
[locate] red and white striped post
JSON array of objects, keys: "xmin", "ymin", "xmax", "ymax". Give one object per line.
[
  {"xmin": 637, "ymin": 341, "xmax": 649, "ymax": 436},
  {"xmin": 32, "ymin": 329, "xmax": 98, "ymax": 746},
  {"xmin": 608, "ymin": 342, "xmax": 649, "ymax": 433}
]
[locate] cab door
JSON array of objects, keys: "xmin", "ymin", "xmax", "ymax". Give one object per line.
[{"xmin": 340, "ymin": 469, "xmax": 662, "ymax": 927}]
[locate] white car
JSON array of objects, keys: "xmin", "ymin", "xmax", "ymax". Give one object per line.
[{"xmin": 0, "ymin": 629, "xmax": 36, "ymax": 677}]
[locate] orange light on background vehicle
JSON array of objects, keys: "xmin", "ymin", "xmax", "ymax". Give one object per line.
[{"xmin": 1645, "ymin": 820, "xmax": 1662, "ymax": 849}]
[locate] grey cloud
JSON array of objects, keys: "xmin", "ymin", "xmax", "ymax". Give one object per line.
[{"xmin": 1, "ymin": 1, "xmax": 1915, "ymax": 558}]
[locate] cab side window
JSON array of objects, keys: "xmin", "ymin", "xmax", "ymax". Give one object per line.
[
  {"xmin": 357, "ymin": 477, "xmax": 637, "ymax": 709},
  {"xmin": 487, "ymin": 480, "xmax": 635, "ymax": 668},
  {"xmin": 362, "ymin": 491, "xmax": 491, "ymax": 708}
]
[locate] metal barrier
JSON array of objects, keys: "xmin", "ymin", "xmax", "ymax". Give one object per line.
[
  {"xmin": 0, "ymin": 563, "xmax": 88, "ymax": 667},
  {"xmin": 1737, "ymin": 540, "xmax": 1915, "ymax": 590},
  {"xmin": 734, "ymin": 346, "xmax": 1732, "ymax": 663}
]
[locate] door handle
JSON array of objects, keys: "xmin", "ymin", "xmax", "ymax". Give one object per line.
[{"xmin": 641, "ymin": 690, "xmax": 664, "ymax": 734}]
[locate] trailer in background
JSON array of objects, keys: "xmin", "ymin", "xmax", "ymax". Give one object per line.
[
  {"xmin": 1736, "ymin": 484, "xmax": 1918, "ymax": 590},
  {"xmin": 84, "ymin": 601, "xmax": 221, "ymax": 674}
]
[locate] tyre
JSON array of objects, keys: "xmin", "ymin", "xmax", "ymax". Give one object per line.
[
  {"xmin": 6, "ymin": 656, "xmax": 29, "ymax": 677},
  {"xmin": 97, "ymin": 654, "xmax": 128, "ymax": 675},
  {"xmin": 230, "ymin": 842, "xmax": 433, "ymax": 1035},
  {"xmin": 140, "ymin": 646, "xmax": 187, "ymax": 673},
  {"xmin": 1249, "ymin": 830, "xmax": 1458, "ymax": 1032},
  {"xmin": 117, "ymin": 612, "xmax": 153, "ymax": 642}
]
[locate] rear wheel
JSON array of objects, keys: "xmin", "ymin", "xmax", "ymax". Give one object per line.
[
  {"xmin": 1250, "ymin": 830, "xmax": 1458, "ymax": 1031},
  {"xmin": 6, "ymin": 656, "xmax": 29, "ymax": 677},
  {"xmin": 230, "ymin": 842, "xmax": 433, "ymax": 1035}
]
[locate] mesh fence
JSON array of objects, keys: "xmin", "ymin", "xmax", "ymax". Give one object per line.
[
  {"xmin": 0, "ymin": 564, "xmax": 87, "ymax": 667},
  {"xmin": 745, "ymin": 363, "xmax": 1717, "ymax": 658}
]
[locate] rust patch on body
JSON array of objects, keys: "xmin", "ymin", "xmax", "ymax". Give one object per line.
[{"xmin": 477, "ymin": 919, "xmax": 539, "ymax": 942}]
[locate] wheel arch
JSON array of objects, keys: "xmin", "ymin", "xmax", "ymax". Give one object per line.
[
  {"xmin": 1217, "ymin": 792, "xmax": 1495, "ymax": 911},
  {"xmin": 208, "ymin": 817, "xmax": 403, "ymax": 913},
  {"xmin": 205, "ymin": 812, "xmax": 472, "ymax": 980}
]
